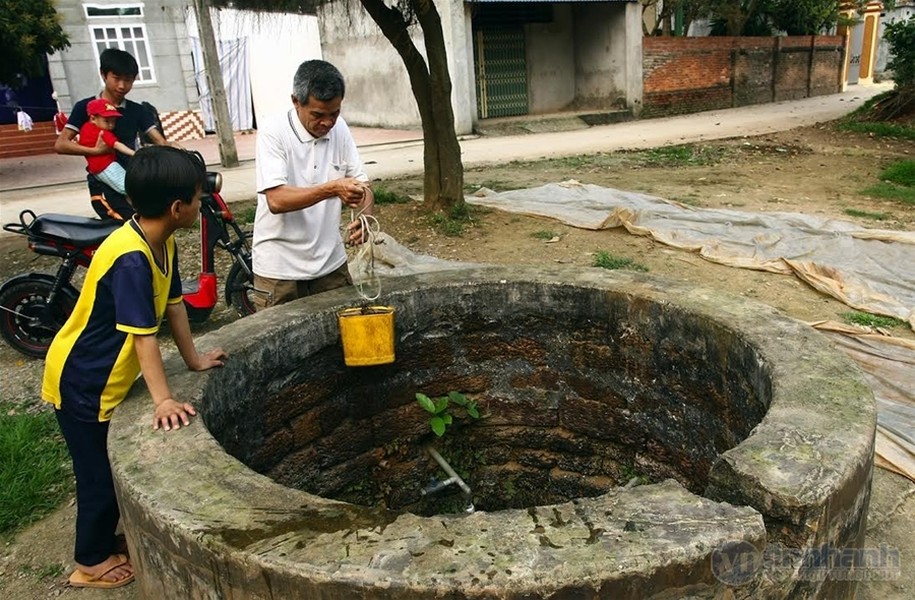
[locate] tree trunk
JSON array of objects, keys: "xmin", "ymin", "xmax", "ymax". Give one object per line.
[
  {"xmin": 360, "ymin": 0, "xmax": 464, "ymax": 212},
  {"xmin": 192, "ymin": 0, "xmax": 239, "ymax": 168}
]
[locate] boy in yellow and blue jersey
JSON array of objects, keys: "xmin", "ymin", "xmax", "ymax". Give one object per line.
[{"xmin": 42, "ymin": 146, "xmax": 227, "ymax": 589}]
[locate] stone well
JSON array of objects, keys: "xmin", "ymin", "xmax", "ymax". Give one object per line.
[{"xmin": 109, "ymin": 267, "xmax": 876, "ymax": 599}]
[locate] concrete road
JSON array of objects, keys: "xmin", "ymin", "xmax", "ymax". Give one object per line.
[{"xmin": 0, "ymin": 82, "xmax": 892, "ymax": 235}]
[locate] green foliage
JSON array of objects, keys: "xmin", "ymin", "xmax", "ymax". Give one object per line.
[
  {"xmin": 17, "ymin": 562, "xmax": 66, "ymax": 581},
  {"xmin": 708, "ymin": 0, "xmax": 774, "ymax": 36},
  {"xmin": 0, "ymin": 0, "xmax": 70, "ymax": 86},
  {"xmin": 884, "ymin": 16, "xmax": 915, "ymax": 88},
  {"xmin": 237, "ymin": 203, "xmax": 257, "ymax": 225},
  {"xmin": 837, "ymin": 119, "xmax": 915, "ymax": 141},
  {"xmin": 531, "ymin": 230, "xmax": 560, "ymax": 240},
  {"xmin": 592, "ymin": 250, "xmax": 649, "ymax": 272},
  {"xmin": 861, "ymin": 160, "xmax": 915, "ymax": 206},
  {"xmin": 705, "ymin": 0, "xmax": 870, "ymax": 36},
  {"xmin": 767, "ymin": 0, "xmax": 842, "ymax": 35},
  {"xmin": 880, "ymin": 160, "xmax": 915, "ymax": 188},
  {"xmin": 861, "ymin": 182, "xmax": 915, "ymax": 205},
  {"xmin": 642, "ymin": 144, "xmax": 725, "ymax": 167},
  {"xmin": 841, "ymin": 311, "xmax": 908, "ymax": 329},
  {"xmin": 0, "ymin": 405, "xmax": 73, "ymax": 536},
  {"xmin": 416, "ymin": 392, "xmax": 480, "ymax": 437},
  {"xmin": 372, "ymin": 186, "xmax": 412, "ymax": 205},
  {"xmin": 429, "ymin": 202, "xmax": 472, "ymax": 237},
  {"xmin": 843, "ymin": 208, "xmax": 890, "ymax": 221}
]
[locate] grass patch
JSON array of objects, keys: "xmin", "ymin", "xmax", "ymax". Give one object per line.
[
  {"xmin": 235, "ymin": 202, "xmax": 257, "ymax": 225},
  {"xmin": 640, "ymin": 144, "xmax": 726, "ymax": 167},
  {"xmin": 531, "ymin": 230, "xmax": 560, "ymax": 240},
  {"xmin": 836, "ymin": 120, "xmax": 915, "ymax": 141},
  {"xmin": 592, "ymin": 250, "xmax": 648, "ymax": 272},
  {"xmin": 859, "ymin": 159, "xmax": 915, "ymax": 205},
  {"xmin": 861, "ymin": 182, "xmax": 915, "ymax": 205},
  {"xmin": 430, "ymin": 202, "xmax": 474, "ymax": 237},
  {"xmin": 0, "ymin": 405, "xmax": 73, "ymax": 537},
  {"xmin": 372, "ymin": 185, "xmax": 412, "ymax": 205},
  {"xmin": 18, "ymin": 562, "xmax": 66, "ymax": 581},
  {"xmin": 507, "ymin": 152, "xmax": 627, "ymax": 173},
  {"xmin": 880, "ymin": 160, "xmax": 915, "ymax": 187},
  {"xmin": 841, "ymin": 311, "xmax": 908, "ymax": 329},
  {"xmin": 843, "ymin": 208, "xmax": 891, "ymax": 221}
]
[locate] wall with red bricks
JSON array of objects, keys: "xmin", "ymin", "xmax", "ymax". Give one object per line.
[{"xmin": 643, "ymin": 36, "xmax": 845, "ymax": 117}]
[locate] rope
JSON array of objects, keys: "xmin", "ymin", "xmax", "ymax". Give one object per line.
[{"xmin": 346, "ymin": 207, "xmax": 383, "ymax": 303}]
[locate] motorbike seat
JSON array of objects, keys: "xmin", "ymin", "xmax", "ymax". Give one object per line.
[{"xmin": 29, "ymin": 214, "xmax": 122, "ymax": 247}]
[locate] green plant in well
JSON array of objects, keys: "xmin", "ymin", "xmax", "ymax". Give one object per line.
[
  {"xmin": 620, "ymin": 463, "xmax": 650, "ymax": 486},
  {"xmin": 0, "ymin": 405, "xmax": 73, "ymax": 536},
  {"xmin": 416, "ymin": 391, "xmax": 480, "ymax": 437},
  {"xmin": 592, "ymin": 250, "xmax": 649, "ymax": 272},
  {"xmin": 841, "ymin": 311, "xmax": 908, "ymax": 330}
]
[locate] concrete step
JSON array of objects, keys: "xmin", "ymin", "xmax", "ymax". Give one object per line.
[
  {"xmin": 476, "ymin": 109, "xmax": 633, "ymax": 137},
  {"xmin": 0, "ymin": 122, "xmax": 58, "ymax": 159}
]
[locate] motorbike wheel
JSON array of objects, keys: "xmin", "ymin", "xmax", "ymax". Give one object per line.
[
  {"xmin": 225, "ymin": 261, "xmax": 256, "ymax": 317},
  {"xmin": 183, "ymin": 301, "xmax": 213, "ymax": 324},
  {"xmin": 0, "ymin": 279, "xmax": 76, "ymax": 359}
]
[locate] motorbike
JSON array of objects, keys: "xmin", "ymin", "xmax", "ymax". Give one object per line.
[{"xmin": 0, "ymin": 169, "xmax": 255, "ymax": 358}]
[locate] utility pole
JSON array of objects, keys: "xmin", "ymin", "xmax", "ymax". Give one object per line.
[{"xmin": 192, "ymin": 0, "xmax": 239, "ymax": 167}]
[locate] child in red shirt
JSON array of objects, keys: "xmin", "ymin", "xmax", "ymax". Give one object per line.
[{"xmin": 79, "ymin": 98, "xmax": 136, "ymax": 195}]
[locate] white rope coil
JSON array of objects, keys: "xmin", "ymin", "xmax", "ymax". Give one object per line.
[{"xmin": 347, "ymin": 208, "xmax": 383, "ymax": 302}]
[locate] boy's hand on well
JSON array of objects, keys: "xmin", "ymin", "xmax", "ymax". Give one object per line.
[
  {"xmin": 153, "ymin": 399, "xmax": 197, "ymax": 432},
  {"xmin": 189, "ymin": 348, "xmax": 227, "ymax": 371}
]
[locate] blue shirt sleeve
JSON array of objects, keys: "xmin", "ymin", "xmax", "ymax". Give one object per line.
[
  {"xmin": 110, "ymin": 251, "xmax": 158, "ymax": 332},
  {"xmin": 65, "ymin": 98, "xmax": 90, "ymax": 133}
]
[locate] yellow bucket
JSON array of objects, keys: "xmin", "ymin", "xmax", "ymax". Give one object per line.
[{"xmin": 338, "ymin": 306, "xmax": 396, "ymax": 366}]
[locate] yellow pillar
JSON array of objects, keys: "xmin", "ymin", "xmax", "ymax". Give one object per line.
[{"xmin": 857, "ymin": 1, "xmax": 883, "ymax": 84}]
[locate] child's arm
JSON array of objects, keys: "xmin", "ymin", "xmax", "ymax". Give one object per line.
[
  {"xmin": 134, "ymin": 333, "xmax": 196, "ymax": 432},
  {"xmin": 165, "ymin": 301, "xmax": 227, "ymax": 371},
  {"xmin": 113, "ymin": 140, "xmax": 136, "ymax": 157},
  {"xmin": 134, "ymin": 302, "xmax": 225, "ymax": 432}
]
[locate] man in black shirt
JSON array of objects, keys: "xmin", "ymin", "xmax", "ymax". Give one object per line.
[{"xmin": 55, "ymin": 48, "xmax": 171, "ymax": 220}]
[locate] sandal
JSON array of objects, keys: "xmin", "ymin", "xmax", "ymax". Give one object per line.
[{"xmin": 68, "ymin": 553, "xmax": 135, "ymax": 589}]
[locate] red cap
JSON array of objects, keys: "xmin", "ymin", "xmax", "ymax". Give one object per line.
[{"xmin": 87, "ymin": 98, "xmax": 121, "ymax": 118}]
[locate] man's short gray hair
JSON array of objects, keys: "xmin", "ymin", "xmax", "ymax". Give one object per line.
[{"xmin": 292, "ymin": 60, "xmax": 345, "ymax": 104}]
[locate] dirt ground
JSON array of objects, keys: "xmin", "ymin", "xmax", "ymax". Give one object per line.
[{"xmin": 0, "ymin": 123, "xmax": 912, "ymax": 598}]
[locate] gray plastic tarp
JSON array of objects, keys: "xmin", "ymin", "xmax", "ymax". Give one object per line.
[{"xmin": 466, "ymin": 182, "xmax": 915, "ymax": 329}]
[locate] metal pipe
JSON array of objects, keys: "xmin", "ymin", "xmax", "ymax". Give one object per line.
[{"xmin": 426, "ymin": 446, "xmax": 472, "ymax": 496}]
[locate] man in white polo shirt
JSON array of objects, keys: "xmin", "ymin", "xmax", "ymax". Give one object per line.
[{"xmin": 252, "ymin": 59, "xmax": 374, "ymax": 310}]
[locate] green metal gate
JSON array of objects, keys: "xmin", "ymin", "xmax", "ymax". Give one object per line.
[{"xmin": 474, "ymin": 27, "xmax": 528, "ymax": 119}]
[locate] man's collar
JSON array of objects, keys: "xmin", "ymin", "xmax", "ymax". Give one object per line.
[
  {"xmin": 286, "ymin": 109, "xmax": 328, "ymax": 144},
  {"xmin": 98, "ymin": 92, "xmax": 126, "ymax": 108}
]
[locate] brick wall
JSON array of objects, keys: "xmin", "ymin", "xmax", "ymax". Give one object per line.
[
  {"xmin": 0, "ymin": 122, "xmax": 58, "ymax": 159},
  {"xmin": 643, "ymin": 36, "xmax": 845, "ymax": 118},
  {"xmin": 0, "ymin": 110, "xmax": 205, "ymax": 159}
]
